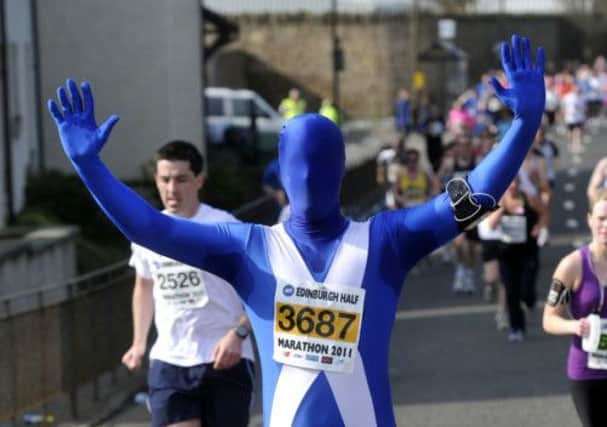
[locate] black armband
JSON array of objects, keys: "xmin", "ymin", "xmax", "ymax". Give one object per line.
[
  {"xmin": 446, "ymin": 177, "xmax": 497, "ymax": 231},
  {"xmin": 547, "ymin": 278, "xmax": 571, "ymax": 307}
]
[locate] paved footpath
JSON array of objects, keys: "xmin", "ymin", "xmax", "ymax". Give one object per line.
[{"xmin": 90, "ymin": 119, "xmax": 607, "ymax": 427}]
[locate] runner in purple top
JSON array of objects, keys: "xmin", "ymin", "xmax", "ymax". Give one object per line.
[
  {"xmin": 566, "ymin": 245, "xmax": 607, "ymax": 381},
  {"xmin": 543, "ymin": 189, "xmax": 607, "ymax": 427}
]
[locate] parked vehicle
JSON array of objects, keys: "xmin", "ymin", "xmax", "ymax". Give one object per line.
[{"xmin": 205, "ymin": 87, "xmax": 283, "ymax": 153}]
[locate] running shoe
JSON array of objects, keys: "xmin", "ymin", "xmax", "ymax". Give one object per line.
[
  {"xmin": 463, "ymin": 268, "xmax": 476, "ymax": 294},
  {"xmin": 495, "ymin": 311, "xmax": 508, "ymax": 331},
  {"xmin": 507, "ymin": 330, "xmax": 525, "ymax": 342},
  {"xmin": 452, "ymin": 265, "xmax": 465, "ymax": 293}
]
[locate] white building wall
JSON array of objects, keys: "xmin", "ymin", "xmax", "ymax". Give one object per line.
[
  {"xmin": 6, "ymin": 0, "xmax": 37, "ymax": 216},
  {"xmin": 0, "ymin": 0, "xmax": 37, "ymax": 228},
  {"xmin": 0, "ymin": 56, "xmax": 5, "ymax": 227},
  {"xmin": 38, "ymin": 0, "xmax": 204, "ymax": 180},
  {"xmin": 0, "ymin": 226, "xmax": 78, "ymax": 314}
]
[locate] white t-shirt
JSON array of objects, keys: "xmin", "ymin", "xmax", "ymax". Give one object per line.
[
  {"xmin": 538, "ymin": 141, "xmax": 558, "ymax": 182},
  {"xmin": 477, "ymin": 216, "xmax": 502, "ymax": 241},
  {"xmin": 129, "ymin": 203, "xmax": 254, "ymax": 367},
  {"xmin": 561, "ymin": 92, "xmax": 586, "ymax": 124},
  {"xmin": 518, "ymin": 155, "xmax": 542, "ymax": 198},
  {"xmin": 377, "ymin": 148, "xmax": 398, "ymax": 183},
  {"xmin": 377, "ymin": 148, "xmax": 399, "ymax": 207},
  {"xmin": 544, "ymin": 89, "xmax": 559, "ymax": 112}
]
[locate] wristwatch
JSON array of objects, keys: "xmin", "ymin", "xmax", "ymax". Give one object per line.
[{"xmin": 234, "ymin": 324, "xmax": 249, "ymax": 340}]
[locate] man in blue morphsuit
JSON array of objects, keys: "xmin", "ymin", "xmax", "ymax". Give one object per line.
[{"xmin": 49, "ymin": 36, "xmax": 544, "ymax": 427}]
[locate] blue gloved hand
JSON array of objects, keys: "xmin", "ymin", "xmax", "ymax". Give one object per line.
[
  {"xmin": 47, "ymin": 79, "xmax": 119, "ymax": 163},
  {"xmin": 489, "ymin": 35, "xmax": 545, "ymax": 119}
]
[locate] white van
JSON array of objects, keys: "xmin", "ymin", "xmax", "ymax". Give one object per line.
[{"xmin": 205, "ymin": 87, "xmax": 284, "ymax": 152}]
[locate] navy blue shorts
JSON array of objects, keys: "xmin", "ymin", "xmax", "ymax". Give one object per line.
[{"xmin": 148, "ymin": 359, "xmax": 255, "ymax": 427}]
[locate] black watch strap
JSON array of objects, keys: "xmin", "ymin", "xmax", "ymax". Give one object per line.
[
  {"xmin": 446, "ymin": 176, "xmax": 497, "ymax": 231},
  {"xmin": 235, "ymin": 324, "xmax": 249, "ymax": 340}
]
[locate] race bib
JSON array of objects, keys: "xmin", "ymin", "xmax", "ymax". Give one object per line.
[
  {"xmin": 500, "ymin": 215, "xmax": 527, "ymax": 244},
  {"xmin": 153, "ymin": 264, "xmax": 209, "ymax": 310},
  {"xmin": 402, "ymin": 188, "xmax": 426, "ymax": 207},
  {"xmin": 273, "ymin": 280, "xmax": 365, "ymax": 374},
  {"xmin": 587, "ymin": 318, "xmax": 607, "ymax": 370}
]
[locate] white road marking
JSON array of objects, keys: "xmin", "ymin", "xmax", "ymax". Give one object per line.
[{"xmin": 566, "ymin": 218, "xmax": 579, "ymax": 229}]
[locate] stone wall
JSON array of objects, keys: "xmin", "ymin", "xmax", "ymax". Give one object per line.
[
  {"xmin": 207, "ymin": 13, "xmax": 607, "ymax": 118},
  {"xmin": 0, "ymin": 226, "xmax": 78, "ymax": 309}
]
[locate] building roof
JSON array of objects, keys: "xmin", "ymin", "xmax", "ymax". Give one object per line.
[{"xmin": 202, "ymin": 0, "xmax": 571, "ymax": 15}]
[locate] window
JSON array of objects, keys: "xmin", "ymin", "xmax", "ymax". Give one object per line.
[
  {"xmin": 233, "ymin": 97, "xmax": 271, "ymax": 118},
  {"xmin": 232, "ymin": 98, "xmax": 251, "ymax": 117},
  {"xmin": 205, "ymin": 96, "xmax": 224, "ymax": 116}
]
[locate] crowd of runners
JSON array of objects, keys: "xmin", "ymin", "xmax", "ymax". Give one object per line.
[{"xmin": 377, "ymin": 53, "xmax": 607, "ymax": 343}]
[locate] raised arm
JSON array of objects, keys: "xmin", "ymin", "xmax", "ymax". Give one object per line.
[
  {"xmin": 467, "ymin": 35, "xmax": 545, "ymax": 198},
  {"xmin": 587, "ymin": 157, "xmax": 607, "ymax": 202},
  {"xmin": 381, "ymin": 35, "xmax": 545, "ymax": 262},
  {"xmin": 47, "ymin": 80, "xmax": 247, "ymax": 279},
  {"xmin": 543, "ymin": 251, "xmax": 587, "ymax": 337}
]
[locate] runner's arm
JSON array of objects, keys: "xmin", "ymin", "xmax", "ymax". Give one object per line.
[
  {"xmin": 543, "ymin": 251, "xmax": 587, "ymax": 337},
  {"xmin": 587, "ymin": 157, "xmax": 607, "ymax": 202},
  {"xmin": 122, "ymin": 274, "xmax": 154, "ymax": 371},
  {"xmin": 47, "ymin": 79, "xmax": 248, "ymax": 281},
  {"xmin": 383, "ymin": 35, "xmax": 545, "ymax": 261}
]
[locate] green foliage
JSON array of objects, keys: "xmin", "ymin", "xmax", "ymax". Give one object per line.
[
  {"xmin": 16, "ymin": 159, "xmax": 263, "ymax": 240},
  {"xmin": 203, "ymin": 146, "xmax": 267, "ymax": 210},
  {"xmin": 16, "ymin": 170, "xmax": 132, "ymax": 248},
  {"xmin": 15, "ymin": 155, "xmax": 267, "ymax": 271}
]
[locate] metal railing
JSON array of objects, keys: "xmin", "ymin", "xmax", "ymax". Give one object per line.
[
  {"xmin": 0, "ymin": 194, "xmax": 278, "ymax": 423},
  {"xmin": 0, "ymin": 260, "xmax": 134, "ymax": 422}
]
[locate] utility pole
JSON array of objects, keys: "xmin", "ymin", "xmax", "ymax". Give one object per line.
[
  {"xmin": 409, "ymin": 0, "xmax": 419, "ymax": 93},
  {"xmin": 0, "ymin": 0, "xmax": 15, "ymax": 225},
  {"xmin": 200, "ymin": 0, "xmax": 207, "ymax": 156},
  {"xmin": 31, "ymin": 0, "xmax": 44, "ymax": 172},
  {"xmin": 331, "ymin": 0, "xmax": 342, "ymax": 116}
]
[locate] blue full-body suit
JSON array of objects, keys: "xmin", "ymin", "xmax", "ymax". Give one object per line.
[{"xmin": 49, "ymin": 36, "xmax": 545, "ymax": 426}]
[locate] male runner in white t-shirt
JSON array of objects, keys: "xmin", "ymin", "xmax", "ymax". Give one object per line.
[{"xmin": 121, "ymin": 140, "xmax": 255, "ymax": 427}]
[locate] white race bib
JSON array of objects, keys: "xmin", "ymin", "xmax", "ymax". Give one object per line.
[
  {"xmin": 587, "ymin": 318, "xmax": 607, "ymax": 370},
  {"xmin": 153, "ymin": 264, "xmax": 209, "ymax": 310},
  {"xmin": 273, "ymin": 279, "xmax": 366, "ymax": 374},
  {"xmin": 500, "ymin": 215, "xmax": 527, "ymax": 244}
]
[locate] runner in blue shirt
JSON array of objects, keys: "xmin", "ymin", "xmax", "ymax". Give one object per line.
[{"xmin": 48, "ymin": 35, "xmax": 544, "ymax": 427}]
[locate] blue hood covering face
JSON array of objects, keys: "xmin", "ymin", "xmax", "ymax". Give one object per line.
[{"xmin": 279, "ymin": 114, "xmax": 346, "ymax": 235}]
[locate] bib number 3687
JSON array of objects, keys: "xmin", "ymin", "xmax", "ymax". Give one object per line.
[
  {"xmin": 273, "ymin": 280, "xmax": 365, "ymax": 373},
  {"xmin": 276, "ymin": 303, "xmax": 358, "ymax": 342}
]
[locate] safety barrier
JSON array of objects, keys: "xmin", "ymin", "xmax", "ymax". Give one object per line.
[{"xmin": 0, "ymin": 260, "xmax": 134, "ymax": 421}]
